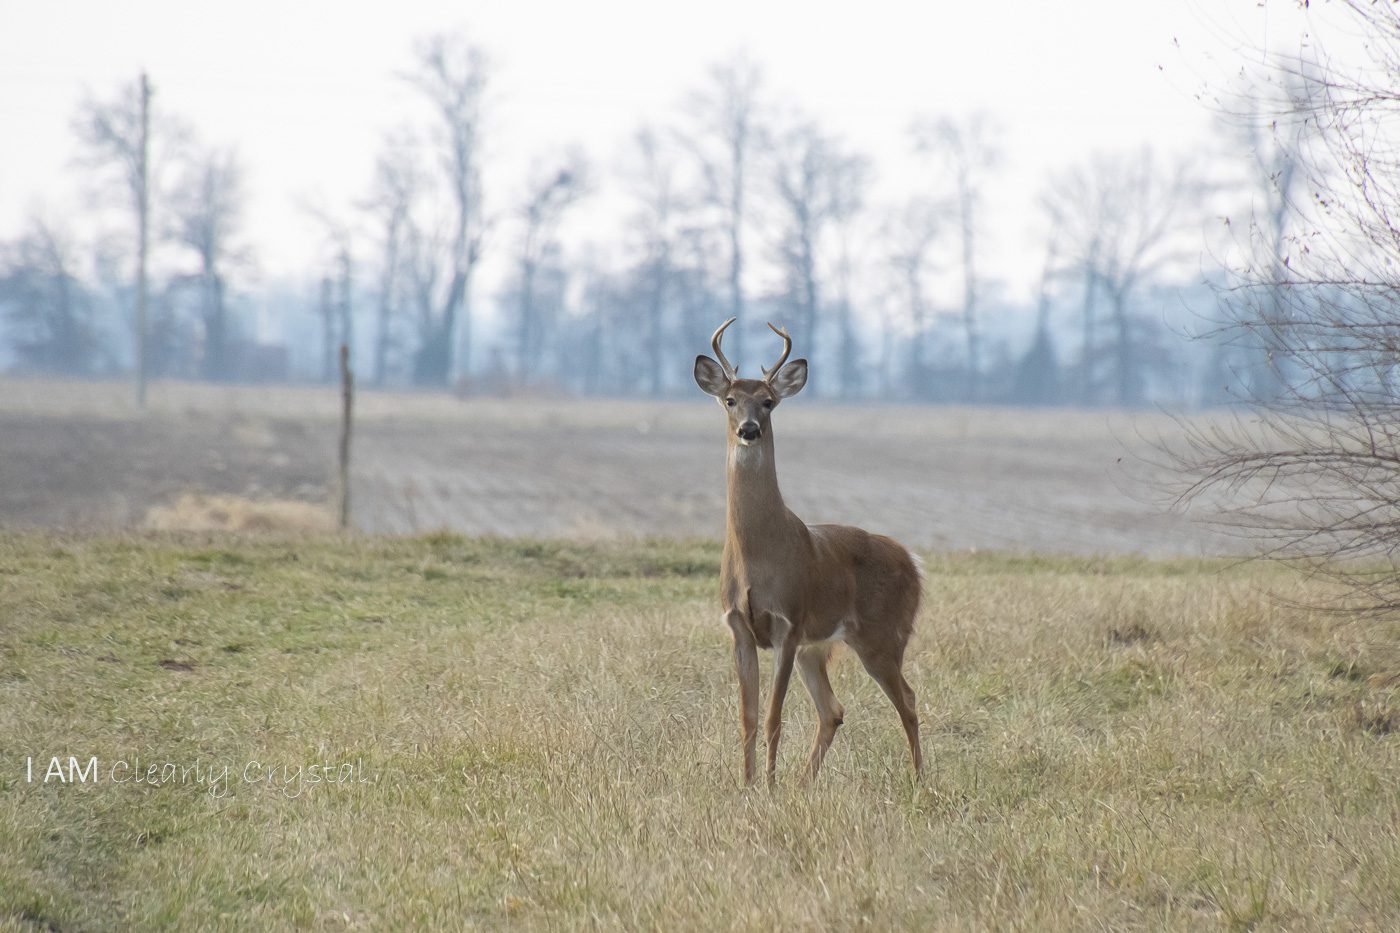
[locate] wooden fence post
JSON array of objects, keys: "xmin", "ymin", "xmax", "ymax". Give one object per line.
[{"xmin": 338, "ymin": 342, "xmax": 353, "ymax": 530}]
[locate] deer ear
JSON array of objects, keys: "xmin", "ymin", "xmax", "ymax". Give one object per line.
[
  {"xmin": 770, "ymin": 359, "xmax": 807, "ymax": 399},
  {"xmin": 694, "ymin": 355, "xmax": 730, "ymax": 397}
]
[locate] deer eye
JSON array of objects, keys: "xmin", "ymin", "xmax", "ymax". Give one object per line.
[
  {"xmin": 762, "ymin": 399, "xmax": 774, "ymax": 409},
  {"xmin": 725, "ymin": 397, "xmax": 736, "ymax": 407}
]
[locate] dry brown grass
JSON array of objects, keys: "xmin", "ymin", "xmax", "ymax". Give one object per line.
[
  {"xmin": 142, "ymin": 494, "xmax": 335, "ymax": 533},
  {"xmin": 2, "ymin": 536, "xmax": 1399, "ymax": 929}
]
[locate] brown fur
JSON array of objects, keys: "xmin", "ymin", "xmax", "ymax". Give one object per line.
[{"xmin": 696, "ymin": 343, "xmax": 924, "ymax": 785}]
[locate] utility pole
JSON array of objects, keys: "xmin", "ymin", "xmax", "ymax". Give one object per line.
[{"xmin": 136, "ymin": 72, "xmax": 151, "ymax": 409}]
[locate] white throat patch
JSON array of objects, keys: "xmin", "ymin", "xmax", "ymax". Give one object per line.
[{"xmin": 729, "ymin": 444, "xmax": 764, "ymax": 470}]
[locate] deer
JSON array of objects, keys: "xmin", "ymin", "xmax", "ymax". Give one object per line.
[{"xmin": 693, "ymin": 317, "xmax": 924, "ymax": 785}]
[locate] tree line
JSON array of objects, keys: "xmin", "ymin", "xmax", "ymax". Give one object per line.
[{"xmin": 0, "ymin": 33, "xmax": 1294, "ymax": 407}]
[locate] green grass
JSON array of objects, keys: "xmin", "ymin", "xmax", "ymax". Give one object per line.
[{"xmin": 1, "ymin": 533, "xmax": 1398, "ymax": 930}]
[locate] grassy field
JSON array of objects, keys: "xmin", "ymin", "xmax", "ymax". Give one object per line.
[{"xmin": 2, "ymin": 533, "xmax": 1399, "ymax": 930}]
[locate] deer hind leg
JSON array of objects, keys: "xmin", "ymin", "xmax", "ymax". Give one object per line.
[
  {"xmin": 765, "ymin": 614, "xmax": 797, "ymax": 785},
  {"xmin": 852, "ymin": 642, "xmax": 922, "ymax": 776},
  {"xmin": 796, "ymin": 644, "xmax": 845, "ymax": 781},
  {"xmin": 724, "ymin": 610, "xmax": 760, "ymax": 786}
]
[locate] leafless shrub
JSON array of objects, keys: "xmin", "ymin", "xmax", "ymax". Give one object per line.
[{"xmin": 1171, "ymin": 3, "xmax": 1400, "ymax": 615}]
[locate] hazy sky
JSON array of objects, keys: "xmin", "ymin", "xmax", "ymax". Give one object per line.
[{"xmin": 0, "ymin": 1, "xmax": 1321, "ymax": 308}]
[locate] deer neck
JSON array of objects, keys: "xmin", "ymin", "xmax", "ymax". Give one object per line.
[{"xmin": 725, "ymin": 431, "xmax": 790, "ymax": 548}]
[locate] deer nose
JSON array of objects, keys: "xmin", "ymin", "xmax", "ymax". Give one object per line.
[{"xmin": 737, "ymin": 421, "xmax": 761, "ymax": 441}]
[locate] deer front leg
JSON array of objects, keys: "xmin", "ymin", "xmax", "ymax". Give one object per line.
[
  {"xmin": 724, "ymin": 610, "xmax": 760, "ymax": 786},
  {"xmin": 765, "ymin": 614, "xmax": 797, "ymax": 785}
]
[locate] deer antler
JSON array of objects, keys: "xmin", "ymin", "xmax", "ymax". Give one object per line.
[
  {"xmin": 762, "ymin": 322, "xmax": 792, "ymax": 382},
  {"xmin": 711, "ymin": 317, "xmax": 739, "ymax": 378}
]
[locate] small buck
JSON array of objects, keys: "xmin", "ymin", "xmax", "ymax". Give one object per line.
[{"xmin": 694, "ymin": 318, "xmax": 924, "ymax": 785}]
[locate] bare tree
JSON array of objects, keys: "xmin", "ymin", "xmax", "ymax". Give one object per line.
[
  {"xmin": 1011, "ymin": 229, "xmax": 1062, "ymax": 405},
  {"xmin": 363, "ymin": 135, "xmax": 420, "ymax": 386},
  {"xmin": 401, "ymin": 207, "xmax": 445, "ymax": 386},
  {"xmin": 562, "ymin": 246, "xmax": 656, "ymax": 397},
  {"xmin": 911, "ymin": 113, "xmax": 1001, "ymax": 401},
  {"xmin": 299, "ymin": 199, "xmax": 358, "ymax": 384},
  {"xmin": 571, "ymin": 252, "xmax": 612, "ymax": 395},
  {"xmin": 768, "ymin": 119, "xmax": 825, "ymax": 360},
  {"xmin": 513, "ymin": 150, "xmax": 588, "ymax": 387},
  {"xmin": 403, "ymin": 33, "xmax": 489, "ymax": 386},
  {"xmin": 1041, "ymin": 173, "xmax": 1107, "ymax": 404},
  {"xmin": 882, "ymin": 198, "xmax": 943, "ymax": 399},
  {"xmin": 1224, "ymin": 68, "xmax": 1324, "ymax": 402},
  {"xmin": 682, "ymin": 52, "xmax": 765, "ymax": 371},
  {"xmin": 672, "ymin": 224, "xmax": 729, "ymax": 382},
  {"xmin": 1044, "ymin": 148, "xmax": 1205, "ymax": 406},
  {"xmin": 624, "ymin": 126, "xmax": 681, "ymax": 395},
  {"xmin": 169, "ymin": 146, "xmax": 248, "ymax": 381},
  {"xmin": 73, "ymin": 73, "xmax": 183, "ymax": 405},
  {"xmin": 0, "ymin": 217, "xmax": 98, "ymax": 373},
  {"xmin": 1173, "ymin": 3, "xmax": 1400, "ymax": 612},
  {"xmin": 828, "ymin": 145, "xmax": 872, "ymax": 397},
  {"xmin": 767, "ymin": 116, "xmax": 870, "ymax": 391}
]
